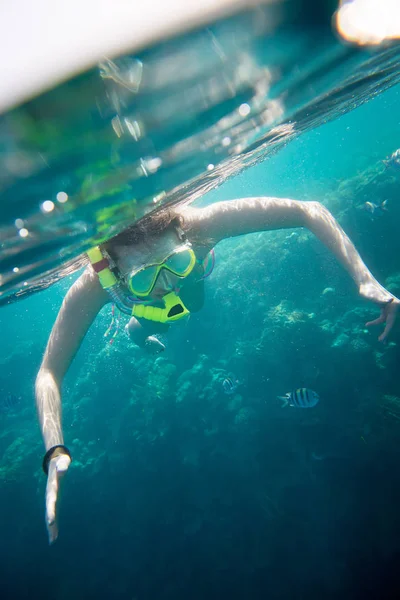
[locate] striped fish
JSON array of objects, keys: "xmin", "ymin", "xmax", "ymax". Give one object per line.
[
  {"xmin": 278, "ymin": 388, "xmax": 319, "ymax": 408},
  {"xmin": 222, "ymin": 375, "xmax": 240, "ymax": 395}
]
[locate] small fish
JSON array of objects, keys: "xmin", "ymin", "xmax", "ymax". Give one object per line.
[
  {"xmin": 0, "ymin": 393, "xmax": 22, "ymax": 412},
  {"xmin": 363, "ymin": 200, "xmax": 388, "ymax": 216},
  {"xmin": 383, "ymin": 148, "xmax": 400, "ymax": 171},
  {"xmin": 278, "ymin": 388, "xmax": 319, "ymax": 408},
  {"xmin": 222, "ymin": 375, "xmax": 240, "ymax": 395}
]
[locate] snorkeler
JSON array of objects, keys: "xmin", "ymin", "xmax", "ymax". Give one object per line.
[{"xmin": 35, "ymin": 196, "xmax": 399, "ymax": 543}]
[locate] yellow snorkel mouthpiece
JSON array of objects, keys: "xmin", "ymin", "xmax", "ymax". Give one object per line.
[{"xmin": 132, "ymin": 292, "xmax": 189, "ymax": 323}]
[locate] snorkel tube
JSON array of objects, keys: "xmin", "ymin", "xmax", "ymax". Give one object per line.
[
  {"xmin": 87, "ymin": 246, "xmax": 190, "ymax": 323},
  {"xmin": 87, "ymin": 246, "xmax": 130, "ymax": 314}
]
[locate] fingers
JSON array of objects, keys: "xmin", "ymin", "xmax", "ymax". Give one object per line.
[
  {"xmin": 56, "ymin": 454, "xmax": 71, "ymax": 473},
  {"xmin": 45, "ymin": 461, "xmax": 59, "ymax": 543},
  {"xmin": 365, "ymin": 314, "xmax": 385, "ymax": 327},
  {"xmin": 45, "ymin": 454, "xmax": 71, "ymax": 545},
  {"xmin": 47, "ymin": 518, "xmax": 59, "ymax": 545},
  {"xmin": 378, "ymin": 320, "xmax": 391, "ymax": 343},
  {"xmin": 379, "ymin": 306, "xmax": 397, "ymax": 342},
  {"xmin": 367, "ymin": 300, "xmax": 398, "ymax": 342}
]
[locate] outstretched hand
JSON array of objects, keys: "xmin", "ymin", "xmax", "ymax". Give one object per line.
[
  {"xmin": 45, "ymin": 453, "xmax": 71, "ymax": 544},
  {"xmin": 366, "ymin": 298, "xmax": 399, "ymax": 343}
]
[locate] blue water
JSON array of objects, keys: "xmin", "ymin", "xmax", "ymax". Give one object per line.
[
  {"xmin": 1, "ymin": 3, "xmax": 399, "ymax": 305},
  {"xmin": 1, "ymin": 5, "xmax": 400, "ymax": 599},
  {"xmin": 0, "ymin": 81, "xmax": 399, "ymax": 598}
]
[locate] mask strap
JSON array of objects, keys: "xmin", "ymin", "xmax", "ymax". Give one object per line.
[{"xmin": 198, "ymin": 249, "xmax": 215, "ymax": 280}]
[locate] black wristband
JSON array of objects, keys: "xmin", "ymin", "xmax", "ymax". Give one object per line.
[{"xmin": 42, "ymin": 445, "xmax": 72, "ymax": 475}]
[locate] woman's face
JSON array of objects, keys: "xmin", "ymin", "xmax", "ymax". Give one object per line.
[{"xmin": 115, "ymin": 227, "xmax": 184, "ymax": 300}]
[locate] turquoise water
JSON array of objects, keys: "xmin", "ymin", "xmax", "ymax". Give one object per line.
[
  {"xmin": 1, "ymin": 4, "xmax": 399, "ymax": 305},
  {"xmin": 1, "ymin": 81, "xmax": 399, "ymax": 598},
  {"xmin": 1, "ymin": 5, "xmax": 400, "ymax": 599}
]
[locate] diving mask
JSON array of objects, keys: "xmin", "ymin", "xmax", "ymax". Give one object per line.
[
  {"xmin": 87, "ymin": 245, "xmax": 192, "ymax": 323},
  {"xmin": 127, "ymin": 244, "xmax": 196, "ymax": 297}
]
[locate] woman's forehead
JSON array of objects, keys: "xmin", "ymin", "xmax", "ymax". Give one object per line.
[{"xmin": 116, "ymin": 228, "xmax": 180, "ymax": 272}]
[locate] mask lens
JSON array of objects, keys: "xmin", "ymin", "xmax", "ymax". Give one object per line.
[
  {"xmin": 129, "ymin": 265, "xmax": 159, "ymax": 295},
  {"xmin": 165, "ymin": 249, "xmax": 194, "ymax": 275}
]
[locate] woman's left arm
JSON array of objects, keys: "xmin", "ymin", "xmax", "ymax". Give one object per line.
[{"xmin": 181, "ymin": 197, "xmax": 399, "ymax": 341}]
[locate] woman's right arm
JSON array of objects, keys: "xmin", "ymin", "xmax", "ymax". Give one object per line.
[{"xmin": 35, "ymin": 265, "xmax": 109, "ymax": 543}]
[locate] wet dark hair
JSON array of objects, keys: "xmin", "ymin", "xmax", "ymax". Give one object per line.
[{"xmin": 103, "ymin": 208, "xmax": 182, "ymax": 261}]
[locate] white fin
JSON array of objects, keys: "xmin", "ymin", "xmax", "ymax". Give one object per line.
[{"xmin": 277, "ymin": 394, "xmax": 290, "ymax": 408}]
